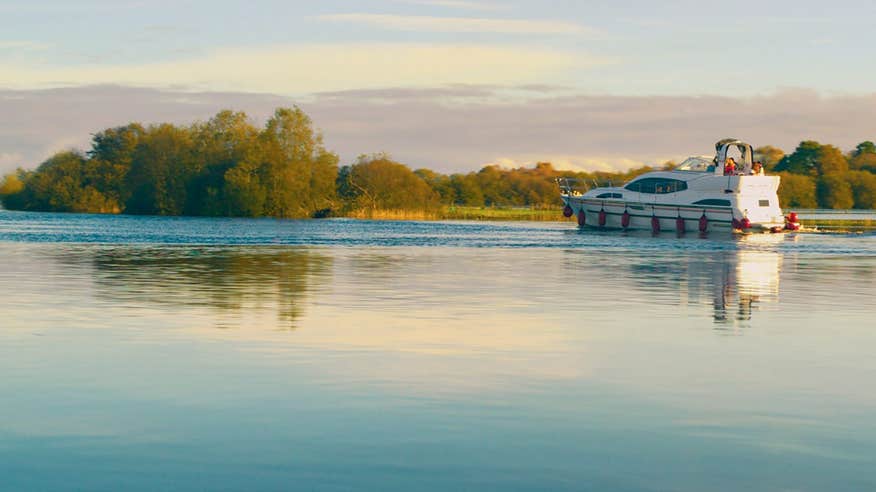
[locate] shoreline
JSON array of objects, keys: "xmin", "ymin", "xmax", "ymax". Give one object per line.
[{"xmin": 2, "ymin": 206, "xmax": 874, "ymax": 231}]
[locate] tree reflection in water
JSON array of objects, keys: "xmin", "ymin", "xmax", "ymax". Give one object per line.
[{"xmin": 64, "ymin": 246, "xmax": 332, "ymax": 329}]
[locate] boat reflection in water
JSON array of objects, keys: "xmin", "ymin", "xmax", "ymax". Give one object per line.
[
  {"xmin": 622, "ymin": 233, "xmax": 787, "ymax": 329},
  {"xmin": 711, "ymin": 247, "xmax": 782, "ymax": 326}
]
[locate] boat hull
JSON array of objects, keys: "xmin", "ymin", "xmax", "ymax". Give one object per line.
[{"xmin": 565, "ymin": 197, "xmax": 783, "ymax": 233}]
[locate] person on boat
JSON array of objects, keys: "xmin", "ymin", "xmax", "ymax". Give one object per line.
[
  {"xmin": 752, "ymin": 161, "xmax": 764, "ymax": 176},
  {"xmin": 724, "ymin": 157, "xmax": 737, "ymax": 176}
]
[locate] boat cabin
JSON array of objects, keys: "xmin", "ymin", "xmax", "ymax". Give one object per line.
[
  {"xmin": 674, "ymin": 139, "xmax": 756, "ymax": 176},
  {"xmin": 714, "ymin": 138, "xmax": 754, "ymax": 175}
]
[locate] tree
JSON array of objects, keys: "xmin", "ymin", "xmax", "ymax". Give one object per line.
[
  {"xmin": 849, "ymin": 141, "xmax": 876, "ymax": 173},
  {"xmin": 25, "ymin": 152, "xmax": 90, "ymax": 211},
  {"xmin": 476, "ymin": 165, "xmax": 512, "ymax": 206},
  {"xmin": 815, "ymin": 144, "xmax": 849, "ymax": 175},
  {"xmin": 775, "ymin": 141, "xmax": 848, "ymax": 176},
  {"xmin": 816, "ymin": 174, "xmax": 854, "ymax": 209},
  {"xmin": 449, "ymin": 174, "xmax": 484, "ymax": 206},
  {"xmin": 776, "ymin": 172, "xmax": 817, "ymax": 208},
  {"xmin": 224, "ymin": 157, "xmax": 267, "ymax": 217},
  {"xmin": 415, "ymin": 168, "xmax": 454, "ymax": 204},
  {"xmin": 188, "ymin": 111, "xmax": 259, "ymax": 216},
  {"xmin": 0, "ymin": 170, "xmax": 25, "ymax": 197},
  {"xmin": 258, "ymin": 107, "xmax": 338, "ymax": 218},
  {"xmin": 87, "ymin": 123, "xmax": 144, "ymax": 207},
  {"xmin": 847, "ymin": 171, "xmax": 876, "ymax": 209},
  {"xmin": 125, "ymin": 124, "xmax": 197, "ymax": 215},
  {"xmin": 0, "ymin": 169, "xmax": 31, "ymax": 210},
  {"xmin": 343, "ymin": 154, "xmax": 439, "ymax": 214},
  {"xmin": 853, "ymin": 141, "xmax": 876, "ymax": 156},
  {"xmin": 754, "ymin": 146, "xmax": 785, "ymax": 171}
]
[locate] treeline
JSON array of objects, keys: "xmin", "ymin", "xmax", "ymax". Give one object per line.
[
  {"xmin": 755, "ymin": 141, "xmax": 876, "ymax": 209},
  {"xmin": 2, "ymin": 107, "xmax": 876, "ymax": 216}
]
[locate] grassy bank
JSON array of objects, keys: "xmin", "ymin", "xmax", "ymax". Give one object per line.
[
  {"xmin": 805, "ymin": 218, "xmax": 876, "ymax": 231},
  {"xmin": 345, "ymin": 206, "xmax": 572, "ymax": 221},
  {"xmin": 440, "ymin": 206, "xmax": 571, "ymax": 221}
]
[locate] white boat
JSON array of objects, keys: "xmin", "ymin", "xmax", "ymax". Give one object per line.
[{"xmin": 558, "ymin": 139, "xmax": 800, "ymax": 233}]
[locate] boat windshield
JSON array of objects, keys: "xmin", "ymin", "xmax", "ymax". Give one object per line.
[{"xmin": 676, "ymin": 156, "xmax": 714, "ymax": 172}]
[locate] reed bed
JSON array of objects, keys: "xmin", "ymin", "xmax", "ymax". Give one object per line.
[{"xmin": 342, "ymin": 207, "xmax": 875, "ymax": 231}]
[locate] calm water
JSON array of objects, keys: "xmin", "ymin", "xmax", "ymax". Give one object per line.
[{"xmin": 2, "ymin": 210, "xmax": 875, "ymax": 491}]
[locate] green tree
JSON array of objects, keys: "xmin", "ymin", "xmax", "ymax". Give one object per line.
[
  {"xmin": 224, "ymin": 158, "xmax": 267, "ymax": 216},
  {"xmin": 125, "ymin": 124, "xmax": 198, "ymax": 215},
  {"xmin": 87, "ymin": 123, "xmax": 144, "ymax": 206},
  {"xmin": 847, "ymin": 171, "xmax": 876, "ymax": 209},
  {"xmin": 476, "ymin": 165, "xmax": 513, "ymax": 206},
  {"xmin": 258, "ymin": 107, "xmax": 338, "ymax": 218},
  {"xmin": 853, "ymin": 141, "xmax": 876, "ymax": 155},
  {"xmin": 449, "ymin": 174, "xmax": 484, "ymax": 206},
  {"xmin": 25, "ymin": 152, "xmax": 90, "ymax": 211},
  {"xmin": 188, "ymin": 110, "xmax": 259, "ymax": 215},
  {"xmin": 849, "ymin": 141, "xmax": 876, "ymax": 173},
  {"xmin": 775, "ymin": 141, "xmax": 848, "ymax": 176},
  {"xmin": 816, "ymin": 174, "xmax": 854, "ymax": 209},
  {"xmin": 776, "ymin": 172, "xmax": 817, "ymax": 208}
]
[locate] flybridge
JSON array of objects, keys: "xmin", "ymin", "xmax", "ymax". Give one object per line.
[{"xmin": 557, "ymin": 139, "xmax": 802, "ymax": 234}]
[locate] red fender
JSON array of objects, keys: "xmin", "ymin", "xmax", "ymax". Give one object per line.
[
  {"xmin": 598, "ymin": 209, "xmax": 607, "ymax": 227},
  {"xmin": 577, "ymin": 210, "xmax": 586, "ymax": 226},
  {"xmin": 621, "ymin": 211, "xmax": 631, "ymax": 228},
  {"xmin": 651, "ymin": 216, "xmax": 661, "ymax": 234},
  {"xmin": 676, "ymin": 216, "xmax": 685, "ymax": 234},
  {"xmin": 741, "ymin": 217, "xmax": 752, "ymax": 229},
  {"xmin": 563, "ymin": 205, "xmax": 573, "ymax": 218},
  {"xmin": 789, "ymin": 212, "xmax": 799, "ymax": 223},
  {"xmin": 698, "ymin": 213, "xmax": 708, "ymax": 233}
]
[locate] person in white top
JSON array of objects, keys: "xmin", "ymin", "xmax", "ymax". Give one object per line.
[{"xmin": 752, "ymin": 161, "xmax": 765, "ymax": 176}]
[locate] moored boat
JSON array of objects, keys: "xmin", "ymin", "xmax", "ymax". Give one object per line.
[{"xmin": 558, "ymin": 139, "xmax": 801, "ymax": 233}]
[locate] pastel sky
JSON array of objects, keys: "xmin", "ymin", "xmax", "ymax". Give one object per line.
[{"xmin": 1, "ymin": 0, "xmax": 875, "ymax": 173}]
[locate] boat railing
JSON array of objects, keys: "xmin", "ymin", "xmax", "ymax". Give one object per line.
[
  {"xmin": 557, "ymin": 177, "xmax": 615, "ymax": 197},
  {"xmin": 556, "ymin": 177, "xmax": 589, "ymax": 197}
]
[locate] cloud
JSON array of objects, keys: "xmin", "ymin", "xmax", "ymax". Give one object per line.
[
  {"xmin": 393, "ymin": 0, "xmax": 503, "ymax": 10},
  {"xmin": 316, "ymin": 13, "xmax": 590, "ymax": 35},
  {"xmin": 2, "ymin": 85, "xmax": 875, "ymax": 176},
  {"xmin": 0, "ymin": 43, "xmax": 587, "ymax": 94},
  {"xmin": 485, "ymin": 156, "xmax": 651, "ymax": 173},
  {"xmin": 0, "ymin": 40, "xmax": 51, "ymax": 51}
]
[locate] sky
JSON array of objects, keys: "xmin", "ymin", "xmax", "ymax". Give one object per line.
[{"xmin": 1, "ymin": 0, "xmax": 875, "ymax": 174}]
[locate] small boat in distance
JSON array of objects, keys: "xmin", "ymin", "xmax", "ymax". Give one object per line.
[{"xmin": 558, "ymin": 139, "xmax": 801, "ymax": 233}]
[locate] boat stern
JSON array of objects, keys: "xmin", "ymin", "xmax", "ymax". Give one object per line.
[{"xmin": 734, "ymin": 176, "xmax": 789, "ymax": 232}]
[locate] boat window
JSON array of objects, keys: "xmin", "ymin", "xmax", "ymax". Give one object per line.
[
  {"xmin": 692, "ymin": 199, "xmax": 732, "ymax": 207},
  {"xmin": 676, "ymin": 156, "xmax": 713, "ymax": 172},
  {"xmin": 596, "ymin": 192, "xmax": 623, "ymax": 199},
  {"xmin": 625, "ymin": 178, "xmax": 688, "ymax": 194},
  {"xmin": 759, "ymin": 199, "xmax": 770, "ymax": 207}
]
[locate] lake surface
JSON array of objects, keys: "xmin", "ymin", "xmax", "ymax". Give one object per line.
[{"xmin": 2, "ymin": 210, "xmax": 875, "ymax": 491}]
